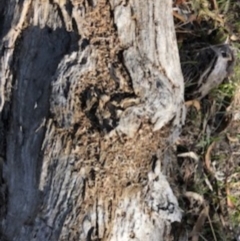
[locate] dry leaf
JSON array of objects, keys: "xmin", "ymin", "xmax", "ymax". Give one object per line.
[
  {"xmin": 184, "ymin": 191, "xmax": 205, "ymax": 205},
  {"xmin": 226, "ymin": 133, "xmax": 239, "ymax": 143},
  {"xmin": 177, "ymin": 152, "xmax": 199, "ymax": 162},
  {"xmin": 204, "ymin": 174, "xmax": 213, "ymax": 191},
  {"xmin": 185, "ymin": 100, "xmax": 201, "ymax": 111},
  {"xmin": 230, "ymin": 34, "xmax": 238, "ymax": 41},
  {"xmin": 205, "ymin": 141, "xmax": 215, "ymax": 175},
  {"xmin": 190, "ymin": 205, "xmax": 209, "ymax": 241},
  {"xmin": 173, "ymin": 11, "xmax": 187, "ymax": 22}
]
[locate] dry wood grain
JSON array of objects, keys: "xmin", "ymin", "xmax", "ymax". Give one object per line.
[{"xmin": 0, "ymin": 0, "xmax": 185, "ymax": 240}]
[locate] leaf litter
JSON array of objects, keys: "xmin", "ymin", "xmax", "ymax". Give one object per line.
[{"xmin": 172, "ymin": 0, "xmax": 240, "ymax": 240}]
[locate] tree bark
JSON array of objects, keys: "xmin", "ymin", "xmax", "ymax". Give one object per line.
[{"xmin": 0, "ymin": 0, "xmax": 185, "ymax": 240}]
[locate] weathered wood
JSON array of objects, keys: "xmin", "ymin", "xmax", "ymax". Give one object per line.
[{"xmin": 0, "ymin": 0, "xmax": 185, "ymax": 240}]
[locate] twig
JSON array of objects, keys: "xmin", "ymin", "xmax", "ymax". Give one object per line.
[{"xmin": 207, "ymin": 214, "xmax": 218, "ymax": 241}]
